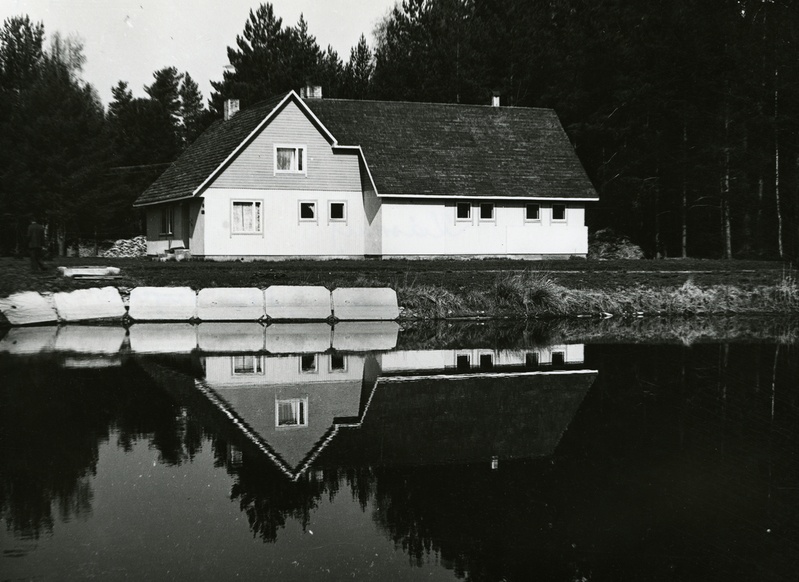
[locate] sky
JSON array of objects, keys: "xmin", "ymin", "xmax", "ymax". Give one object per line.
[{"xmin": 2, "ymin": 0, "xmax": 397, "ymax": 106}]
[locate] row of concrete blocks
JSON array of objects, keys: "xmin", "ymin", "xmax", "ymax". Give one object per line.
[
  {"xmin": 0, "ymin": 321, "xmax": 400, "ymax": 356},
  {"xmin": 0, "ymin": 286, "xmax": 399, "ymax": 326}
]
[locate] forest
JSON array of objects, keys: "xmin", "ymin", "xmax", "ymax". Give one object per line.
[{"xmin": 1, "ymin": 0, "xmax": 797, "ymax": 260}]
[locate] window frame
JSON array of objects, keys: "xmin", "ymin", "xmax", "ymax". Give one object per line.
[
  {"xmin": 298, "ymin": 200, "xmax": 318, "ymax": 223},
  {"xmin": 551, "ymin": 203, "xmax": 567, "ymax": 222},
  {"xmin": 455, "ymin": 201, "xmax": 472, "ymax": 222},
  {"xmin": 329, "ymin": 353, "xmax": 347, "ymax": 373},
  {"xmin": 160, "ymin": 205, "xmax": 174, "ymax": 237},
  {"xmin": 328, "ymin": 200, "xmax": 348, "ymax": 223},
  {"xmin": 275, "ymin": 398, "xmax": 308, "ymax": 429},
  {"xmin": 300, "ymin": 353, "xmax": 318, "ymax": 374},
  {"xmin": 479, "ymin": 202, "xmax": 496, "ymax": 222},
  {"xmin": 274, "ymin": 144, "xmax": 307, "ymax": 175},
  {"xmin": 230, "ymin": 199, "xmax": 263, "ymax": 235},
  {"xmin": 231, "ymin": 355, "xmax": 264, "ymax": 375},
  {"xmin": 524, "ymin": 203, "xmax": 541, "ymax": 222}
]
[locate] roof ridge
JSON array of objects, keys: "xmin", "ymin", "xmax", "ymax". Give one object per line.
[{"xmin": 306, "ymin": 96, "xmax": 555, "ymax": 112}]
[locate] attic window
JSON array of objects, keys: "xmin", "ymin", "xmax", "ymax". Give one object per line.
[{"xmin": 275, "ymin": 145, "xmax": 306, "ymax": 174}]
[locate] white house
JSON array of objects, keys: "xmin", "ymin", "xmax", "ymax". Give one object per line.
[{"xmin": 133, "ymin": 89, "xmax": 598, "ymax": 259}]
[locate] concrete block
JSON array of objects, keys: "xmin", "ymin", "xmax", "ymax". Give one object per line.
[
  {"xmin": 331, "ymin": 288, "xmax": 399, "ymax": 321},
  {"xmin": 58, "ymin": 266, "xmax": 121, "ymax": 278},
  {"xmin": 128, "ymin": 287, "xmax": 196, "ymax": 321},
  {"xmin": 332, "ymin": 322, "xmax": 400, "ymax": 352},
  {"xmin": 197, "ymin": 322, "xmax": 266, "ymax": 353},
  {"xmin": 128, "ymin": 323, "xmax": 197, "ymax": 353},
  {"xmin": 197, "ymin": 288, "xmax": 265, "ymax": 321},
  {"xmin": 55, "ymin": 325, "xmax": 126, "ymax": 354},
  {"xmin": 0, "ymin": 292, "xmax": 58, "ymax": 325},
  {"xmin": 0, "ymin": 326, "xmax": 58, "ymax": 354},
  {"xmin": 264, "ymin": 323, "xmax": 332, "ymax": 354},
  {"xmin": 264, "ymin": 285, "xmax": 331, "ymax": 321},
  {"xmin": 54, "ymin": 287, "xmax": 126, "ymax": 322}
]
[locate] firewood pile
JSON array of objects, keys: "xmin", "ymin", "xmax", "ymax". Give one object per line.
[{"xmin": 101, "ymin": 236, "xmax": 147, "ymax": 258}]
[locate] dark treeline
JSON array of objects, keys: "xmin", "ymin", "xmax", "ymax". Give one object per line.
[{"xmin": 2, "ymin": 2, "xmax": 798, "ymax": 259}]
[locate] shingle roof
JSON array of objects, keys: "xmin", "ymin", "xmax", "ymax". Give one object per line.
[
  {"xmin": 134, "ymin": 92, "xmax": 597, "ymax": 207},
  {"xmin": 306, "ymin": 98, "xmax": 597, "ymax": 199}
]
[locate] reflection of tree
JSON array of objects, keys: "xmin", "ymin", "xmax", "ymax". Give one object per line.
[{"xmin": 0, "ymin": 356, "xmax": 204, "ymax": 538}]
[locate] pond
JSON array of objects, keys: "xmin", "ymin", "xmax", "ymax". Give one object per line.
[{"xmin": 1, "ymin": 321, "xmax": 798, "ymax": 581}]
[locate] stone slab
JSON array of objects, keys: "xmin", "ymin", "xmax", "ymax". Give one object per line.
[
  {"xmin": 128, "ymin": 323, "xmax": 197, "ymax": 353},
  {"xmin": 264, "ymin": 323, "xmax": 332, "ymax": 354},
  {"xmin": 54, "ymin": 287, "xmax": 126, "ymax": 322},
  {"xmin": 197, "ymin": 288, "xmax": 265, "ymax": 321},
  {"xmin": 0, "ymin": 326, "xmax": 58, "ymax": 354},
  {"xmin": 197, "ymin": 322, "xmax": 266, "ymax": 352},
  {"xmin": 54, "ymin": 326, "xmax": 126, "ymax": 354},
  {"xmin": 332, "ymin": 322, "xmax": 400, "ymax": 352},
  {"xmin": 264, "ymin": 286, "xmax": 332, "ymax": 321},
  {"xmin": 331, "ymin": 288, "xmax": 399, "ymax": 321},
  {"xmin": 58, "ymin": 266, "xmax": 121, "ymax": 278},
  {"xmin": 128, "ymin": 287, "xmax": 197, "ymax": 321},
  {"xmin": 0, "ymin": 292, "xmax": 58, "ymax": 325}
]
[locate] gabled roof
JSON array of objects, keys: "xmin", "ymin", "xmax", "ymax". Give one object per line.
[{"xmin": 134, "ymin": 92, "xmax": 597, "ymax": 207}]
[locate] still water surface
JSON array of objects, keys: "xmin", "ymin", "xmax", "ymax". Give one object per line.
[{"xmin": 1, "ymin": 322, "xmax": 798, "ymax": 581}]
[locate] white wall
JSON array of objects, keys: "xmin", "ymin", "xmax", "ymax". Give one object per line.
[
  {"xmin": 201, "ymin": 188, "xmax": 365, "ymax": 257},
  {"xmin": 380, "ymin": 199, "xmax": 588, "ymax": 257}
]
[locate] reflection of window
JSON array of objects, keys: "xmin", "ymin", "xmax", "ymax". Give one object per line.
[
  {"xmin": 330, "ymin": 353, "xmax": 346, "ymax": 371},
  {"xmin": 232, "ymin": 200, "xmax": 262, "ymax": 233},
  {"xmin": 300, "ymin": 354, "xmax": 317, "ymax": 373},
  {"xmin": 552, "ymin": 204, "xmax": 566, "ymax": 221},
  {"xmin": 525, "ymin": 352, "xmax": 539, "ymax": 367},
  {"xmin": 479, "ymin": 353, "xmax": 494, "ymax": 369},
  {"xmin": 525, "ymin": 203, "xmax": 540, "ymax": 221},
  {"xmin": 276, "ymin": 398, "xmax": 308, "ymax": 428},
  {"xmin": 329, "ymin": 201, "xmax": 347, "ymax": 222},
  {"xmin": 160, "ymin": 205, "xmax": 174, "ymax": 235},
  {"xmin": 232, "ymin": 355, "xmax": 263, "ymax": 375},
  {"xmin": 299, "ymin": 201, "xmax": 317, "ymax": 222},
  {"xmin": 480, "ymin": 203, "xmax": 495, "ymax": 221},
  {"xmin": 275, "ymin": 145, "xmax": 305, "ymax": 173},
  {"xmin": 456, "ymin": 354, "xmax": 471, "ymax": 370},
  {"xmin": 552, "ymin": 351, "xmax": 565, "ymax": 365},
  {"xmin": 456, "ymin": 202, "xmax": 471, "ymax": 221}
]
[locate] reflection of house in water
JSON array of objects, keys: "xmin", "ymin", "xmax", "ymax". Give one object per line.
[{"xmin": 196, "ymin": 343, "xmax": 596, "ymax": 480}]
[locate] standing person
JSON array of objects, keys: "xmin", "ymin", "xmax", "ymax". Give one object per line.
[{"xmin": 27, "ymin": 217, "xmax": 46, "ymax": 271}]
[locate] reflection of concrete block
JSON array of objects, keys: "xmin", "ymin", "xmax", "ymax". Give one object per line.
[
  {"xmin": 197, "ymin": 322, "xmax": 265, "ymax": 352},
  {"xmin": 128, "ymin": 287, "xmax": 196, "ymax": 321},
  {"xmin": 55, "ymin": 326, "xmax": 126, "ymax": 354},
  {"xmin": 197, "ymin": 288, "xmax": 265, "ymax": 321},
  {"xmin": 128, "ymin": 323, "xmax": 197, "ymax": 353},
  {"xmin": 264, "ymin": 323, "xmax": 332, "ymax": 353},
  {"xmin": 0, "ymin": 326, "xmax": 58, "ymax": 354},
  {"xmin": 62, "ymin": 356, "xmax": 122, "ymax": 368},
  {"xmin": 264, "ymin": 286, "xmax": 331, "ymax": 321},
  {"xmin": 0, "ymin": 291, "xmax": 58, "ymax": 325},
  {"xmin": 332, "ymin": 288, "xmax": 399, "ymax": 321},
  {"xmin": 54, "ymin": 287, "xmax": 126, "ymax": 321},
  {"xmin": 332, "ymin": 322, "xmax": 400, "ymax": 352}
]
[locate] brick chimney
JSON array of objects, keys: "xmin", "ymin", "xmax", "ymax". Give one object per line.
[{"xmin": 300, "ymin": 84, "xmax": 323, "ymax": 99}]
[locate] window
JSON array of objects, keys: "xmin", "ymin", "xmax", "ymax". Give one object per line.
[
  {"xmin": 275, "ymin": 145, "xmax": 306, "ymax": 173},
  {"xmin": 552, "ymin": 203, "xmax": 566, "ymax": 221},
  {"xmin": 329, "ymin": 201, "xmax": 347, "ymax": 222},
  {"xmin": 525, "ymin": 203, "xmax": 540, "ymax": 221},
  {"xmin": 330, "ymin": 353, "xmax": 347, "ymax": 372},
  {"xmin": 160, "ymin": 206, "xmax": 174, "ymax": 235},
  {"xmin": 232, "ymin": 355, "xmax": 264, "ymax": 375},
  {"xmin": 276, "ymin": 398, "xmax": 308, "ymax": 428},
  {"xmin": 300, "ymin": 354, "xmax": 317, "ymax": 373},
  {"xmin": 525, "ymin": 352, "xmax": 539, "ymax": 368},
  {"xmin": 232, "ymin": 201, "xmax": 262, "ymax": 233},
  {"xmin": 456, "ymin": 202, "xmax": 471, "ymax": 221},
  {"xmin": 552, "ymin": 351, "xmax": 565, "ymax": 366},
  {"xmin": 299, "ymin": 201, "xmax": 317, "ymax": 222},
  {"xmin": 456, "ymin": 354, "xmax": 471, "ymax": 370},
  {"xmin": 479, "ymin": 353, "xmax": 494, "ymax": 369},
  {"xmin": 479, "ymin": 203, "xmax": 495, "ymax": 221}
]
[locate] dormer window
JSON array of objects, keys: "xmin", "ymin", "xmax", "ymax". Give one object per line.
[{"xmin": 275, "ymin": 145, "xmax": 306, "ymax": 174}]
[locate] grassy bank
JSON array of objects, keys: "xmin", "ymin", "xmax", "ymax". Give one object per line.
[{"xmin": 0, "ymin": 256, "xmax": 796, "ymax": 319}]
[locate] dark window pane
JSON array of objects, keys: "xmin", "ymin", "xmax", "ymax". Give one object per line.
[
  {"xmin": 300, "ymin": 202, "xmax": 315, "ymax": 219},
  {"xmin": 480, "ymin": 354, "xmax": 493, "ymax": 369},
  {"xmin": 480, "ymin": 203, "xmax": 494, "ymax": 220},
  {"xmin": 526, "ymin": 203, "xmax": 540, "ymax": 220},
  {"xmin": 552, "ymin": 204, "xmax": 566, "ymax": 220},
  {"xmin": 457, "ymin": 203, "xmax": 471, "ymax": 219},
  {"xmin": 457, "ymin": 354, "xmax": 470, "ymax": 370},
  {"xmin": 552, "ymin": 352, "xmax": 565, "ymax": 366},
  {"xmin": 330, "ymin": 202, "xmax": 345, "ymax": 220}
]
